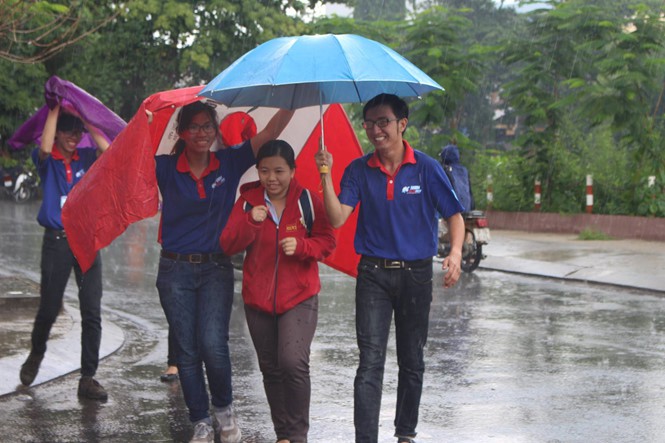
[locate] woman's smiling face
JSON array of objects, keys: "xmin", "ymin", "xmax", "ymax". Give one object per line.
[
  {"xmin": 257, "ymin": 155, "xmax": 295, "ymax": 200},
  {"xmin": 182, "ymin": 112, "xmax": 217, "ymax": 154}
]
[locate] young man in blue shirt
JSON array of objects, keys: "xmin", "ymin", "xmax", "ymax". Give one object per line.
[
  {"xmin": 20, "ymin": 103, "xmax": 110, "ymax": 400},
  {"xmin": 315, "ymin": 93, "xmax": 465, "ymax": 443}
]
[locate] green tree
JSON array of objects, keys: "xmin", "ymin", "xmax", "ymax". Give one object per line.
[
  {"xmin": 354, "ymin": 0, "xmax": 406, "ymax": 21},
  {"xmin": 500, "ymin": 1, "xmax": 609, "ymax": 211},
  {"xmin": 449, "ymin": 0, "xmax": 522, "ymax": 147},
  {"xmin": 408, "ymin": 2, "xmax": 522, "ymax": 142},
  {"xmin": 499, "ymin": 0, "xmax": 665, "ymax": 215},
  {"xmin": 562, "ymin": 3, "xmax": 665, "ymax": 212},
  {"xmin": 0, "ymin": 0, "xmax": 119, "ymax": 63},
  {"xmin": 0, "ymin": 60, "xmax": 47, "ymax": 149},
  {"xmin": 36, "ymin": 0, "xmax": 308, "ymax": 121},
  {"xmin": 403, "ymin": 8, "xmax": 477, "ymax": 129},
  {"xmin": 0, "ymin": 1, "xmax": 115, "ymax": 148}
]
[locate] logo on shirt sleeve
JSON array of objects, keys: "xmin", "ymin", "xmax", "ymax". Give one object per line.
[{"xmin": 401, "ymin": 185, "xmax": 422, "ymax": 195}]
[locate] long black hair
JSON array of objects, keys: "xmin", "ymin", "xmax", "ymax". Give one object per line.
[
  {"xmin": 171, "ymin": 101, "xmax": 219, "ymax": 155},
  {"xmin": 256, "ymin": 139, "xmax": 296, "ymax": 170}
]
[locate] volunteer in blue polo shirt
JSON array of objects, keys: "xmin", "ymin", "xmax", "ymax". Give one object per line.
[
  {"xmin": 154, "ymin": 100, "xmax": 292, "ymax": 443},
  {"xmin": 315, "ymin": 93, "xmax": 465, "ymax": 443},
  {"xmin": 20, "ymin": 103, "xmax": 110, "ymax": 401}
]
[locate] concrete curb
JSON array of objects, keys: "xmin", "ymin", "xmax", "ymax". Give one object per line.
[
  {"xmin": 479, "ymin": 256, "xmax": 664, "ymax": 292},
  {"xmin": 0, "ymin": 297, "xmax": 125, "ymax": 398},
  {"xmin": 478, "ymin": 230, "xmax": 665, "ymax": 294}
]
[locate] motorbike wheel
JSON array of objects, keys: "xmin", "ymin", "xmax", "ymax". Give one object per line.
[
  {"xmin": 13, "ymin": 184, "xmax": 32, "ymax": 203},
  {"xmin": 460, "ymin": 229, "xmax": 482, "ymax": 272}
]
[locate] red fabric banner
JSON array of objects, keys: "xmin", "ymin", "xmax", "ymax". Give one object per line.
[{"xmin": 63, "ymin": 87, "xmax": 362, "ymax": 276}]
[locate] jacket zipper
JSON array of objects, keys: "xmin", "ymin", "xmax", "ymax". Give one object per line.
[{"xmin": 272, "ymin": 224, "xmax": 279, "ymax": 319}]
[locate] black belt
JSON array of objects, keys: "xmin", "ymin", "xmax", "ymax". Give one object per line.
[
  {"xmin": 161, "ymin": 250, "xmax": 229, "ymax": 264},
  {"xmin": 45, "ymin": 228, "xmax": 67, "ymax": 238},
  {"xmin": 361, "ymin": 256, "xmax": 432, "ymax": 269}
]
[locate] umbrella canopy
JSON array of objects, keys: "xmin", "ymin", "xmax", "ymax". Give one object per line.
[{"xmin": 198, "ymin": 33, "xmax": 443, "ymax": 109}]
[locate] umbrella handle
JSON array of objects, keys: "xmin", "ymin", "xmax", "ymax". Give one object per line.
[{"xmin": 318, "ymin": 98, "xmax": 329, "ymax": 174}]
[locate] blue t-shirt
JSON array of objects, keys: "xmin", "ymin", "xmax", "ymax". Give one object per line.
[
  {"xmin": 32, "ymin": 147, "xmax": 98, "ymax": 230},
  {"xmin": 155, "ymin": 141, "xmax": 254, "ymax": 254},
  {"xmin": 338, "ymin": 142, "xmax": 463, "ymax": 261}
]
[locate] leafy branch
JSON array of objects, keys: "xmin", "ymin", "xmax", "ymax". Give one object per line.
[{"xmin": 0, "ymin": 0, "xmax": 120, "ymax": 63}]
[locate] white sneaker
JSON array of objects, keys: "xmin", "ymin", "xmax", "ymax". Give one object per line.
[
  {"xmin": 214, "ymin": 406, "xmax": 242, "ymax": 443},
  {"xmin": 190, "ymin": 421, "xmax": 214, "ymax": 443}
]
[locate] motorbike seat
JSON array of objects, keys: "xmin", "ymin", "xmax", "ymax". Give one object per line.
[{"xmin": 465, "ymin": 209, "xmax": 486, "ymax": 219}]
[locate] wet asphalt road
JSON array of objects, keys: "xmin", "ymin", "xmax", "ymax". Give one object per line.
[{"xmin": 1, "ymin": 199, "xmax": 665, "ymax": 442}]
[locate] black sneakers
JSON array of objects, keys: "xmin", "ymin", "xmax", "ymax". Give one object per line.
[
  {"xmin": 19, "ymin": 352, "xmax": 44, "ymax": 386},
  {"xmin": 78, "ymin": 376, "xmax": 108, "ymax": 401}
]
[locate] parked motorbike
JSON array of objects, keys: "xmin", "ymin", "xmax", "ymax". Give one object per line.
[
  {"xmin": 438, "ymin": 210, "xmax": 490, "ymax": 272},
  {"xmin": 2, "ymin": 166, "xmax": 38, "ymax": 203}
]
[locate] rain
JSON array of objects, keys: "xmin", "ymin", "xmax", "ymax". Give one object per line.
[
  {"xmin": 2, "ymin": 199, "xmax": 665, "ymax": 442},
  {"xmin": 1, "ymin": 1, "xmax": 665, "ymax": 442}
]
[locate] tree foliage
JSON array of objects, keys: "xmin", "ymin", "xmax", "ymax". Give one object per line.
[
  {"xmin": 402, "ymin": 7, "xmax": 480, "ymax": 134},
  {"xmin": 0, "ymin": 1, "xmax": 120, "ymax": 63},
  {"xmin": 501, "ymin": 0, "xmax": 665, "ymax": 214},
  {"xmin": 2, "ymin": 0, "xmax": 664, "ymax": 217},
  {"xmin": 354, "ymin": 0, "xmax": 406, "ymax": 21},
  {"xmin": 0, "ymin": 60, "xmax": 47, "ymax": 145},
  {"xmin": 39, "ymin": 0, "xmax": 307, "ymax": 120}
]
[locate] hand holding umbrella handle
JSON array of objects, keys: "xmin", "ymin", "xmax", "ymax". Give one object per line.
[{"xmin": 316, "ymin": 146, "xmax": 332, "ymax": 175}]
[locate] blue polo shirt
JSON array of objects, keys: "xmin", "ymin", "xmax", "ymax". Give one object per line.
[
  {"xmin": 338, "ymin": 141, "xmax": 463, "ymax": 261},
  {"xmin": 32, "ymin": 146, "xmax": 98, "ymax": 230},
  {"xmin": 155, "ymin": 140, "xmax": 254, "ymax": 254}
]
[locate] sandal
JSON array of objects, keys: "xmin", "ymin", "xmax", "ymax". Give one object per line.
[{"xmin": 160, "ymin": 365, "xmax": 179, "ymax": 382}]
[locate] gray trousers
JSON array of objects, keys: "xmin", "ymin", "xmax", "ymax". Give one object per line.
[{"xmin": 245, "ymin": 296, "xmax": 318, "ymax": 443}]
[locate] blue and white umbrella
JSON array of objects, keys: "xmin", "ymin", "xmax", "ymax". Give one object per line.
[
  {"xmin": 199, "ymin": 33, "xmax": 443, "ymax": 109},
  {"xmin": 199, "ymin": 33, "xmax": 443, "ymax": 168}
]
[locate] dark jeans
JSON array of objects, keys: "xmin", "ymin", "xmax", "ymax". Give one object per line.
[
  {"xmin": 31, "ymin": 228, "xmax": 103, "ymax": 377},
  {"xmin": 354, "ymin": 257, "xmax": 433, "ymax": 443},
  {"xmin": 156, "ymin": 256, "xmax": 235, "ymax": 423},
  {"xmin": 166, "ymin": 325, "xmax": 177, "ymax": 367},
  {"xmin": 245, "ymin": 296, "xmax": 318, "ymax": 443}
]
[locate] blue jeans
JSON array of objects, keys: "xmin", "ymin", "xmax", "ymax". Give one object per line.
[
  {"xmin": 354, "ymin": 257, "xmax": 433, "ymax": 443},
  {"xmin": 156, "ymin": 256, "xmax": 235, "ymax": 423},
  {"xmin": 167, "ymin": 325, "xmax": 177, "ymax": 367},
  {"xmin": 31, "ymin": 228, "xmax": 103, "ymax": 377}
]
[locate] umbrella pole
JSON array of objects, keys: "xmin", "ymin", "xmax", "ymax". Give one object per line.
[{"xmin": 318, "ymin": 95, "xmax": 329, "ymax": 174}]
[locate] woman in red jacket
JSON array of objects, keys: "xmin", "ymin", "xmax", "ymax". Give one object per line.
[{"xmin": 220, "ymin": 139, "xmax": 336, "ymax": 443}]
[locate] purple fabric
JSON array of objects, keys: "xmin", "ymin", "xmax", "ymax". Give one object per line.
[{"xmin": 8, "ymin": 75, "xmax": 126, "ymax": 149}]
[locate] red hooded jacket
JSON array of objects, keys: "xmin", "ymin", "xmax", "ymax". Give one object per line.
[{"xmin": 220, "ymin": 179, "xmax": 336, "ymax": 314}]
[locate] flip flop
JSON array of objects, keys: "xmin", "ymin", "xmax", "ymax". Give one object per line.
[{"xmin": 160, "ymin": 372, "xmax": 179, "ymax": 382}]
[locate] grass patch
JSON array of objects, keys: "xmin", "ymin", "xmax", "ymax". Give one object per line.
[{"xmin": 577, "ymin": 227, "xmax": 613, "ymax": 240}]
